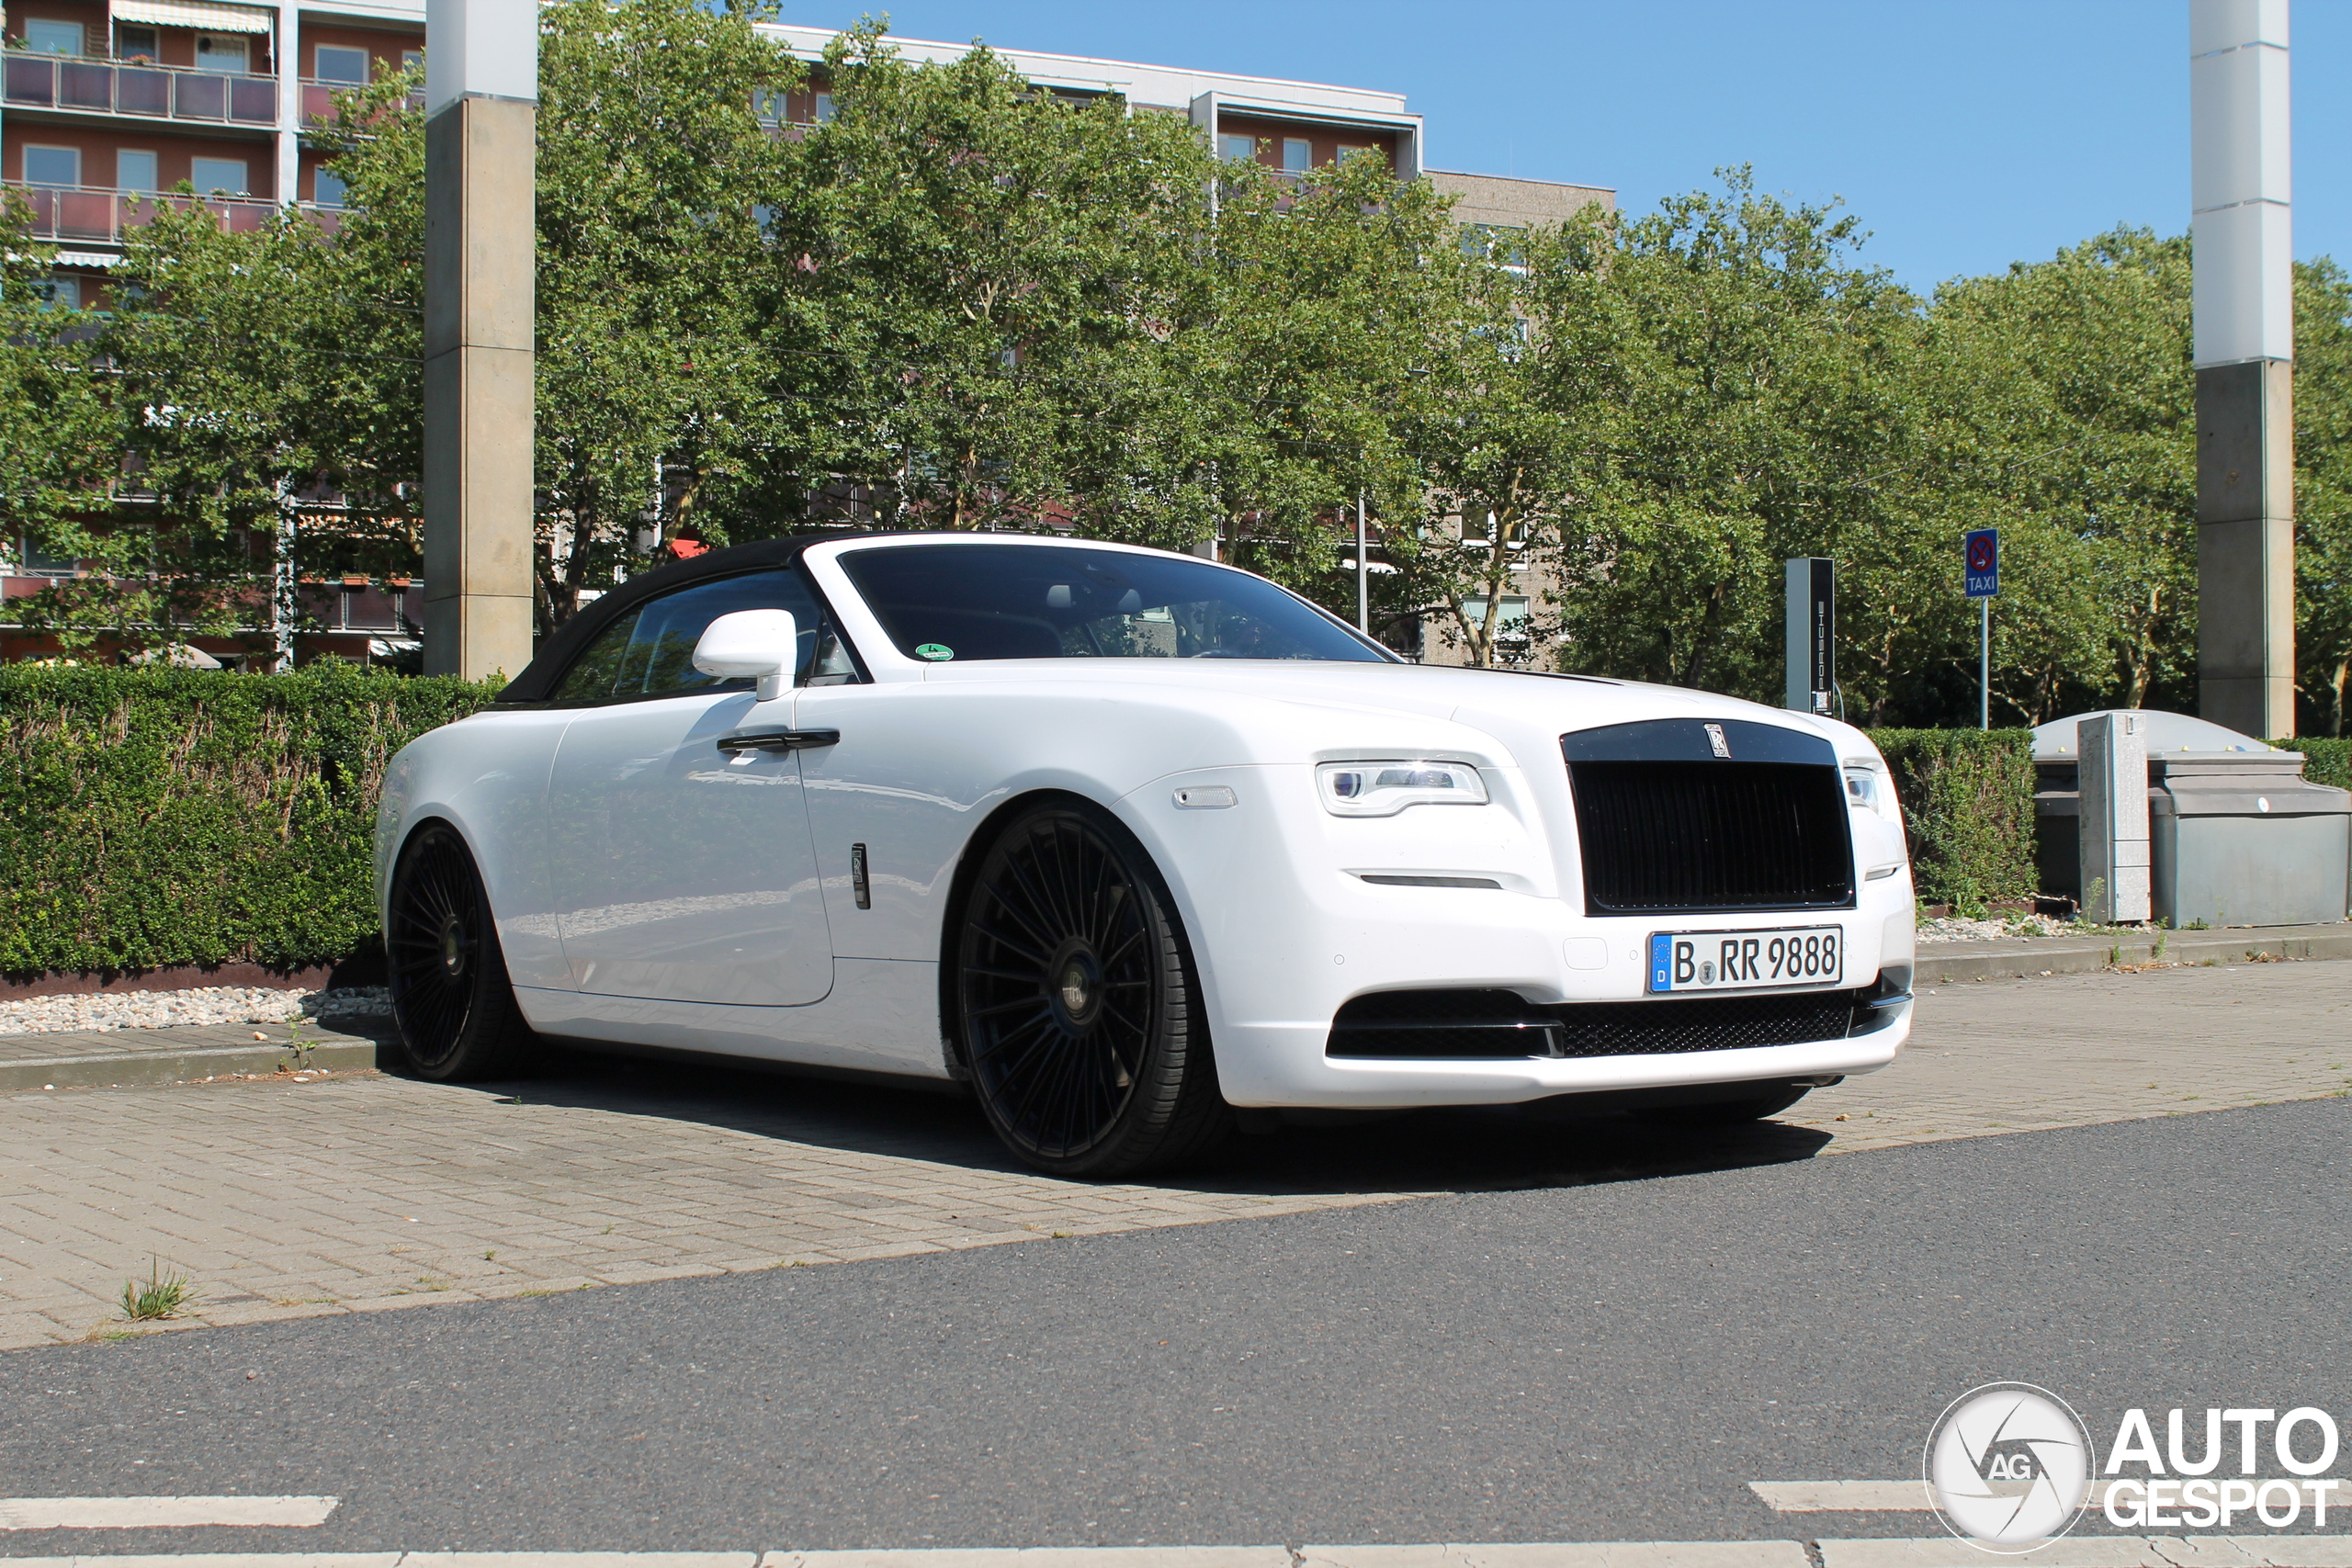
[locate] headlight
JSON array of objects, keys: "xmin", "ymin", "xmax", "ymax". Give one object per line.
[
  {"xmin": 1317, "ymin": 760, "xmax": 1489, "ymax": 817},
  {"xmin": 1842, "ymin": 759, "xmax": 1902, "ymax": 824}
]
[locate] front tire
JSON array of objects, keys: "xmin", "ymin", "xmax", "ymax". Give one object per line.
[
  {"xmin": 953, "ymin": 801, "xmax": 1230, "ymax": 1179},
  {"xmin": 386, "ymin": 822, "xmax": 534, "ymax": 1081}
]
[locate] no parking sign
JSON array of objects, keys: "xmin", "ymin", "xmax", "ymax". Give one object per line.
[{"xmin": 1965, "ymin": 529, "xmax": 1999, "ymax": 597}]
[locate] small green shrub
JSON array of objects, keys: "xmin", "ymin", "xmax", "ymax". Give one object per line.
[
  {"xmin": 0, "ymin": 663, "xmax": 500, "ymax": 976},
  {"xmin": 2283, "ymin": 736, "xmax": 2352, "ymax": 791},
  {"xmin": 1862, "ymin": 728, "xmax": 2038, "ymax": 912}
]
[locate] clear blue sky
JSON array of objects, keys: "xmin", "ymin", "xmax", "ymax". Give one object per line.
[{"xmin": 784, "ymin": 0, "xmax": 2350, "ymax": 296}]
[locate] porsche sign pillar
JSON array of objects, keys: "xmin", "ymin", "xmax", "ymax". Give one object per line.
[
  {"xmin": 2192, "ymin": 0, "xmax": 2295, "ymax": 739},
  {"xmin": 421, "ymin": 0, "xmax": 537, "ymax": 682}
]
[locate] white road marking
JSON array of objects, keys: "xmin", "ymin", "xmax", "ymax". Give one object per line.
[
  {"xmin": 0, "ymin": 1551, "xmax": 1803, "ymax": 1568},
  {"xmin": 0, "ymin": 1496, "xmax": 341, "ymax": 1530},
  {"xmin": 1298, "ymin": 1546, "xmax": 1809, "ymax": 1568},
  {"xmin": 1748, "ymin": 1483, "xmax": 1932, "ymax": 1512},
  {"xmin": 1816, "ymin": 1539, "xmax": 2352, "ymax": 1568},
  {"xmin": 772, "ymin": 1554, "xmax": 1288, "ymax": 1568}
]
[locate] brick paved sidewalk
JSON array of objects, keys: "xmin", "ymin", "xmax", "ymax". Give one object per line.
[{"xmin": 2, "ymin": 960, "xmax": 2346, "ymax": 1353}]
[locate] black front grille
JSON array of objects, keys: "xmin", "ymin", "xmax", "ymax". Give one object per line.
[
  {"xmin": 1568, "ymin": 760, "xmax": 1854, "ymax": 915},
  {"xmin": 1328, "ymin": 987, "xmax": 1862, "ymax": 1060}
]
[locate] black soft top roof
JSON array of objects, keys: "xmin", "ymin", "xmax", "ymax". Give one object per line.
[{"xmin": 496, "ymin": 532, "xmax": 853, "ymax": 704}]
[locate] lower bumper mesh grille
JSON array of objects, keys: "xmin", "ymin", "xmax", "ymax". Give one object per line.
[{"xmin": 1327, "ymin": 987, "xmax": 1862, "ymax": 1060}]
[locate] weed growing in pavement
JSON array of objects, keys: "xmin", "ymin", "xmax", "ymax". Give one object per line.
[
  {"xmin": 119, "ymin": 1259, "xmax": 196, "ymax": 1321},
  {"xmin": 280, "ymin": 1020, "xmax": 316, "ymax": 1072}
]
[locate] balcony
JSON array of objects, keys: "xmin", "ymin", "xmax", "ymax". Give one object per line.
[
  {"xmin": 299, "ymin": 76, "xmax": 424, "ymax": 123},
  {"xmin": 2, "ymin": 181, "xmax": 332, "ymax": 243},
  {"xmin": 4, "ymin": 55, "xmax": 277, "ymax": 126}
]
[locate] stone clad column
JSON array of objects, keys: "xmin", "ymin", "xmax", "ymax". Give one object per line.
[
  {"xmin": 2192, "ymin": 0, "xmax": 2295, "ymax": 739},
  {"xmin": 2080, "ymin": 713, "xmax": 2152, "ymax": 924},
  {"xmin": 421, "ymin": 0, "xmax": 537, "ymax": 681}
]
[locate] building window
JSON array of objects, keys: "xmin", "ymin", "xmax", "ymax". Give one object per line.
[
  {"xmin": 118, "ymin": 151, "xmax": 159, "ymax": 194},
  {"xmin": 752, "ymin": 87, "xmax": 786, "ymax": 123},
  {"xmin": 117, "ymin": 24, "xmax": 159, "ymax": 61},
  {"xmin": 314, "ymin": 43, "xmax": 370, "ymax": 84},
  {"xmin": 812, "ymin": 91, "xmax": 834, "ymax": 122},
  {"xmin": 314, "ymin": 169, "xmax": 348, "ymax": 208},
  {"xmin": 1459, "ymin": 595, "xmax": 1532, "ymax": 645},
  {"xmin": 22, "ymin": 18, "xmax": 82, "ymax": 54},
  {"xmin": 190, "ymin": 157, "xmax": 249, "ymax": 196},
  {"xmin": 1217, "ymin": 133, "xmax": 1255, "ymax": 163},
  {"xmin": 1281, "ymin": 137, "xmax": 1312, "ymax": 174},
  {"xmin": 401, "ymin": 49, "xmax": 424, "ymax": 73},
  {"xmin": 24, "ymin": 146, "xmax": 81, "ymax": 189},
  {"xmin": 35, "ymin": 276, "xmax": 81, "ymax": 310},
  {"xmin": 195, "ymin": 34, "xmax": 250, "ymax": 74},
  {"xmin": 15, "ymin": 533, "xmax": 83, "ymax": 573}
]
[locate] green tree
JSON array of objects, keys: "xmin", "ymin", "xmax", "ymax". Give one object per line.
[
  {"xmin": 1545, "ymin": 170, "xmax": 1923, "ymax": 704},
  {"xmin": 1911, "ymin": 230, "xmax": 2197, "ymax": 725},
  {"xmin": 0, "ymin": 198, "xmax": 145, "ymax": 655},
  {"xmin": 2294, "ymin": 255, "xmax": 2352, "ymax": 734}
]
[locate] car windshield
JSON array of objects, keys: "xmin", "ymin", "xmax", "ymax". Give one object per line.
[{"xmin": 837, "ymin": 543, "xmax": 1390, "ymax": 664}]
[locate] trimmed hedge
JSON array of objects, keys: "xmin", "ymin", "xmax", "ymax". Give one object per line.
[
  {"xmin": 0, "ymin": 664, "xmax": 500, "ymax": 976},
  {"xmin": 2285, "ymin": 736, "xmax": 2352, "ymax": 791},
  {"xmin": 1862, "ymin": 728, "xmax": 2039, "ymax": 913},
  {"xmin": 30, "ymin": 668, "xmax": 2290, "ymax": 972}
]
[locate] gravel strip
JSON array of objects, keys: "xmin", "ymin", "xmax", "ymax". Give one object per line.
[
  {"xmin": 1918, "ymin": 912, "xmax": 2081, "ymax": 943},
  {"xmin": 0, "ymin": 986, "xmax": 391, "ymax": 1037}
]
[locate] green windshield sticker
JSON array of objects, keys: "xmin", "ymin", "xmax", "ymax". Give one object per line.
[{"xmin": 915, "ymin": 643, "xmax": 956, "ymax": 661}]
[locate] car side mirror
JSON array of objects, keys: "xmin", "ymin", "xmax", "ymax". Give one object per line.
[{"xmin": 693, "ymin": 609, "xmax": 798, "ymax": 702}]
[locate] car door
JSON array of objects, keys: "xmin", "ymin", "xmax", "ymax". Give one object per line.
[{"xmin": 544, "ymin": 568, "xmax": 837, "ymax": 1007}]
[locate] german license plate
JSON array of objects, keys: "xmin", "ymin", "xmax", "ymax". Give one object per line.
[{"xmin": 1646, "ymin": 927, "xmax": 1842, "ymax": 993}]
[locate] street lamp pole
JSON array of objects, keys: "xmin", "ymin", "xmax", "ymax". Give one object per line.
[{"xmin": 1355, "ymin": 490, "xmax": 1369, "ymax": 635}]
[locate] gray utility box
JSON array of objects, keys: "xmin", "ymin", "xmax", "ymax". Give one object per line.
[{"xmin": 2033, "ymin": 710, "xmax": 2352, "ymax": 927}]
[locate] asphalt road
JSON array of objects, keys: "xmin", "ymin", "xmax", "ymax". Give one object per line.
[{"xmin": 3, "ymin": 1096, "xmax": 2346, "ymax": 1552}]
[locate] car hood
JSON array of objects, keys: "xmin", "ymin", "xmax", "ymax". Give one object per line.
[{"xmin": 912, "ymin": 659, "xmax": 1871, "ymax": 765}]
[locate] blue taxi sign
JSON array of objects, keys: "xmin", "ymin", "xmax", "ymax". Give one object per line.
[{"xmin": 1964, "ymin": 529, "xmax": 1999, "ymax": 598}]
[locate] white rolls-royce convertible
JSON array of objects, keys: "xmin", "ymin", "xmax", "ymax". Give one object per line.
[{"xmin": 377, "ymin": 533, "xmax": 1914, "ymax": 1176}]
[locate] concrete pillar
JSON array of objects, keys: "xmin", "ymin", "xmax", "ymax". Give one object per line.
[
  {"xmin": 2191, "ymin": 0, "xmax": 2295, "ymax": 739},
  {"xmin": 2080, "ymin": 712, "xmax": 2153, "ymax": 924},
  {"xmin": 274, "ymin": 3, "xmax": 300, "ymax": 209},
  {"xmin": 421, "ymin": 0, "xmax": 537, "ymax": 682}
]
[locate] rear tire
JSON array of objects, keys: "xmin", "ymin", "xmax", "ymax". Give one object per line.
[
  {"xmin": 952, "ymin": 801, "xmax": 1231, "ymax": 1179},
  {"xmin": 386, "ymin": 822, "xmax": 535, "ymax": 1082}
]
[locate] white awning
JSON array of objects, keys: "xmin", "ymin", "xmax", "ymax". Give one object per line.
[
  {"xmin": 53, "ymin": 251, "xmax": 121, "ymax": 268},
  {"xmin": 112, "ymin": 0, "xmax": 275, "ymax": 33}
]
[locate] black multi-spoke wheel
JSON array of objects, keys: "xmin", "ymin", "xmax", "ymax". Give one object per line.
[
  {"xmin": 954, "ymin": 802, "xmax": 1230, "ymax": 1179},
  {"xmin": 387, "ymin": 822, "xmax": 532, "ymax": 1081}
]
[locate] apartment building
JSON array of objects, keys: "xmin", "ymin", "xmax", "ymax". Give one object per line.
[
  {"xmin": 2, "ymin": 11, "xmax": 1609, "ymax": 666},
  {"xmin": 2, "ymin": 0, "xmax": 428, "ymax": 662}
]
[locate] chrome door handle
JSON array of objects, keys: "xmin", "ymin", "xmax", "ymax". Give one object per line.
[{"xmin": 717, "ymin": 728, "xmax": 841, "ymax": 754}]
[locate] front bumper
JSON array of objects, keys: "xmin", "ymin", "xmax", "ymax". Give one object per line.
[
  {"xmin": 1213, "ymin": 995, "xmax": 1908, "ymax": 1109},
  {"xmin": 1123, "ymin": 775, "xmax": 1913, "ymax": 1110}
]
